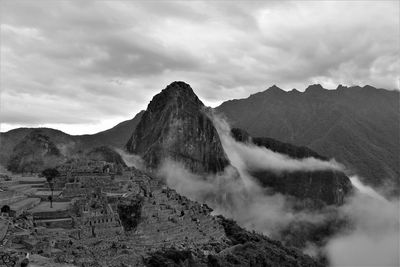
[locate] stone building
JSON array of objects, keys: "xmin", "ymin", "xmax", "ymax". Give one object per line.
[{"xmin": 73, "ymin": 190, "xmax": 123, "ymax": 239}]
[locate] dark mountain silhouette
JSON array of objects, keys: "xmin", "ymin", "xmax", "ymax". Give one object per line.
[
  {"xmin": 79, "ymin": 110, "xmax": 145, "ymax": 148},
  {"xmin": 126, "ymin": 81, "xmax": 230, "ymax": 173},
  {"xmin": 217, "ymin": 85, "xmax": 399, "ymax": 195}
]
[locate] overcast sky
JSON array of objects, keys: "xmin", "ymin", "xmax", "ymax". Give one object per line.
[{"xmin": 1, "ymin": 1, "xmax": 399, "ymax": 134}]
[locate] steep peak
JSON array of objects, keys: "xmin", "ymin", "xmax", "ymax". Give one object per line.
[
  {"xmin": 147, "ymin": 81, "xmax": 203, "ymax": 113},
  {"xmin": 163, "ymin": 81, "xmax": 200, "ymax": 101},
  {"xmin": 267, "ymin": 85, "xmax": 285, "ymax": 94},
  {"xmin": 126, "ymin": 82, "xmax": 230, "ymax": 174},
  {"xmin": 336, "ymin": 84, "xmax": 348, "ymax": 91},
  {"xmin": 305, "ymin": 84, "xmax": 325, "ymax": 94},
  {"xmin": 164, "ymin": 81, "xmax": 194, "ymax": 94}
]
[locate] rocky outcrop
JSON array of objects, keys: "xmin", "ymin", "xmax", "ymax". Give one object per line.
[
  {"xmin": 126, "ymin": 81, "xmax": 230, "ymax": 174},
  {"xmin": 231, "ymin": 128, "xmax": 352, "ymax": 206}
]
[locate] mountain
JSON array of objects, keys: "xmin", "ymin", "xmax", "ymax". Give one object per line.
[
  {"xmin": 0, "ymin": 111, "xmax": 144, "ymax": 169},
  {"xmin": 216, "ymin": 85, "xmax": 399, "ymax": 195},
  {"xmin": 79, "ymin": 110, "xmax": 145, "ymax": 148},
  {"xmin": 231, "ymin": 128, "xmax": 328, "ymax": 161},
  {"xmin": 231, "ymin": 128, "xmax": 353, "ymax": 206},
  {"xmin": 126, "ymin": 81, "xmax": 230, "ymax": 174},
  {"xmin": 6, "ymin": 130, "xmax": 64, "ymax": 173}
]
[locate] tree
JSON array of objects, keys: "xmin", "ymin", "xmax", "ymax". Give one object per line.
[
  {"xmin": 41, "ymin": 168, "xmax": 60, "ymax": 208},
  {"xmin": 1, "ymin": 205, "xmax": 10, "ymax": 214}
]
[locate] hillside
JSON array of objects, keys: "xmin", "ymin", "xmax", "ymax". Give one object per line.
[
  {"xmin": 216, "ymin": 85, "xmax": 399, "ymax": 194},
  {"xmin": 0, "ymin": 111, "xmax": 144, "ymax": 168},
  {"xmin": 230, "ymin": 128, "xmax": 352, "ymax": 206},
  {"xmin": 6, "ymin": 130, "xmax": 64, "ymax": 173}
]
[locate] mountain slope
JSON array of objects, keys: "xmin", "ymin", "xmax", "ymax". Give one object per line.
[
  {"xmin": 230, "ymin": 128, "xmax": 352, "ymax": 206},
  {"xmin": 7, "ymin": 130, "xmax": 64, "ymax": 173},
  {"xmin": 216, "ymin": 85, "xmax": 399, "ymax": 194},
  {"xmin": 126, "ymin": 81, "xmax": 229, "ymax": 173},
  {"xmin": 0, "ymin": 111, "xmax": 144, "ymax": 167}
]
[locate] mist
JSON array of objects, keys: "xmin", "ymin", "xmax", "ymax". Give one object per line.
[
  {"xmin": 325, "ymin": 176, "xmax": 400, "ymax": 267},
  {"xmin": 212, "ymin": 114, "xmax": 344, "ymax": 174},
  {"xmin": 158, "ymin": 113, "xmax": 336, "ymax": 236},
  {"xmin": 156, "ymin": 113, "xmax": 399, "ymax": 266},
  {"xmin": 115, "ymin": 148, "xmax": 145, "ymax": 170}
]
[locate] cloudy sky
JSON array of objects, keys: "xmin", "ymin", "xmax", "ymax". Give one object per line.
[{"xmin": 1, "ymin": 1, "xmax": 398, "ymax": 134}]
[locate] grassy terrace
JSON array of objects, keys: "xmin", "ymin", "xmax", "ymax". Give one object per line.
[{"xmin": 29, "ymin": 201, "xmax": 70, "ymax": 212}]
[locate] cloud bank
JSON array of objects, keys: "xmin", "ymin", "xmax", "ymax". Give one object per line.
[
  {"xmin": 212, "ymin": 113, "xmax": 344, "ymax": 174},
  {"xmin": 325, "ymin": 176, "xmax": 399, "ymax": 267},
  {"xmin": 157, "ymin": 115, "xmax": 399, "ymax": 266},
  {"xmin": 158, "ymin": 115, "xmax": 341, "ymax": 235},
  {"xmin": 1, "ymin": 1, "xmax": 398, "ymax": 134}
]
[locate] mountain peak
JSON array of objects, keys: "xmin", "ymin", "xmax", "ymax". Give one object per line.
[
  {"xmin": 336, "ymin": 84, "xmax": 348, "ymax": 90},
  {"xmin": 147, "ymin": 81, "xmax": 203, "ymax": 113},
  {"xmin": 164, "ymin": 81, "xmax": 194, "ymax": 94},
  {"xmin": 127, "ymin": 82, "xmax": 230, "ymax": 174},
  {"xmin": 305, "ymin": 84, "xmax": 325, "ymax": 94},
  {"xmin": 362, "ymin": 85, "xmax": 377, "ymax": 91},
  {"xmin": 267, "ymin": 85, "xmax": 285, "ymax": 94}
]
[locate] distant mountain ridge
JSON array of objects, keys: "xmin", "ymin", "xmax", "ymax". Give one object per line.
[
  {"xmin": 0, "ymin": 111, "xmax": 144, "ymax": 167},
  {"xmin": 216, "ymin": 84, "xmax": 399, "ymax": 195}
]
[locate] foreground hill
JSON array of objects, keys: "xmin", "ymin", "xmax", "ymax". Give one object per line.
[{"xmin": 216, "ymin": 85, "xmax": 399, "ymax": 194}]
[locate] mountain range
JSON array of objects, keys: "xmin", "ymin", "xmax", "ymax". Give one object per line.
[
  {"xmin": 3, "ymin": 83, "xmax": 396, "ymax": 196},
  {"xmin": 216, "ymin": 84, "xmax": 399, "ymax": 195},
  {"xmin": 5, "ymin": 81, "xmax": 395, "ymax": 265}
]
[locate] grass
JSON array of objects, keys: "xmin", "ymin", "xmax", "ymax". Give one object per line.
[{"xmin": 29, "ymin": 201, "xmax": 70, "ymax": 212}]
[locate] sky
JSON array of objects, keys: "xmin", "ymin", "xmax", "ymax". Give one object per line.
[{"xmin": 1, "ymin": 0, "xmax": 399, "ymax": 135}]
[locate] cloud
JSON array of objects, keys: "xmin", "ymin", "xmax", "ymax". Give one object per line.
[
  {"xmin": 325, "ymin": 176, "xmax": 400, "ymax": 267},
  {"xmin": 212, "ymin": 112, "xmax": 344, "ymax": 173},
  {"xmin": 1, "ymin": 1, "xmax": 398, "ymax": 133},
  {"xmin": 115, "ymin": 148, "xmax": 145, "ymax": 170},
  {"xmin": 156, "ymin": 115, "xmax": 399, "ymax": 266},
  {"xmin": 157, "ymin": 114, "xmax": 339, "ymax": 236}
]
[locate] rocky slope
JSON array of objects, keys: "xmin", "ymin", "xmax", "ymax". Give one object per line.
[
  {"xmin": 231, "ymin": 128, "xmax": 353, "ymax": 206},
  {"xmin": 113, "ymin": 168, "xmax": 323, "ymax": 267},
  {"xmin": 217, "ymin": 84, "xmax": 399, "ymax": 195},
  {"xmin": 126, "ymin": 81, "xmax": 230, "ymax": 174},
  {"xmin": 145, "ymin": 216, "xmax": 323, "ymax": 267}
]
